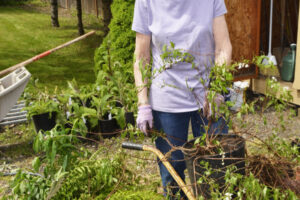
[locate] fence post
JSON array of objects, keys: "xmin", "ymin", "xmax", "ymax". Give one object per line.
[{"xmin": 95, "ymin": 0, "xmax": 99, "ymax": 17}]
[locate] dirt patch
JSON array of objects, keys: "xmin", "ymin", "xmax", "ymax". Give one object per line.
[{"xmin": 232, "ymin": 109, "xmax": 300, "ymax": 140}]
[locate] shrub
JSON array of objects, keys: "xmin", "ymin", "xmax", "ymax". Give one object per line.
[{"xmin": 94, "ymin": 0, "xmax": 136, "ymax": 76}]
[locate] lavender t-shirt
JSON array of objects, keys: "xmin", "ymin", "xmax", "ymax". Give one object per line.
[{"xmin": 132, "ymin": 0, "xmax": 227, "ymax": 113}]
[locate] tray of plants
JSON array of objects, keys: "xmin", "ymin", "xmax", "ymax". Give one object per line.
[{"xmin": 0, "ymin": 67, "xmax": 31, "ymax": 122}]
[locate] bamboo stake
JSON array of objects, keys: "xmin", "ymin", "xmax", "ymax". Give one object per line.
[{"xmin": 0, "ymin": 30, "xmax": 96, "ymax": 77}]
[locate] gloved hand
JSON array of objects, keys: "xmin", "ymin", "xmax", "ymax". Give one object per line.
[
  {"xmin": 136, "ymin": 105, "xmax": 153, "ymax": 136},
  {"xmin": 203, "ymin": 91, "xmax": 224, "ymax": 119}
]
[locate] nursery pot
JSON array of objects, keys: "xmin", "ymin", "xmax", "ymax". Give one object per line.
[
  {"xmin": 88, "ymin": 114, "xmax": 120, "ymax": 140},
  {"xmin": 32, "ymin": 112, "xmax": 57, "ymax": 133},
  {"xmin": 98, "ymin": 118, "xmax": 119, "ymax": 138},
  {"xmin": 183, "ymin": 134, "xmax": 245, "ymax": 198},
  {"xmin": 125, "ymin": 112, "xmax": 135, "ymax": 126}
]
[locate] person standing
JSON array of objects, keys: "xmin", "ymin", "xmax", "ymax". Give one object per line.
[{"xmin": 132, "ymin": 0, "xmax": 232, "ymax": 199}]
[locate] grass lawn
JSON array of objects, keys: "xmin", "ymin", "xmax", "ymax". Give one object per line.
[{"xmin": 0, "ymin": 4, "xmax": 105, "ymax": 90}]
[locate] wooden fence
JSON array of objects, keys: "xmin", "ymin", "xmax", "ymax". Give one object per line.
[{"xmin": 57, "ymin": 0, "xmax": 102, "ymax": 17}]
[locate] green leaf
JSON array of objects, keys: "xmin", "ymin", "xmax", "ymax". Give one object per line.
[
  {"xmin": 33, "ymin": 132, "xmax": 43, "ymax": 153},
  {"xmin": 51, "ymin": 141, "xmax": 57, "ymax": 166},
  {"xmin": 32, "ymin": 157, "xmax": 41, "ymax": 172},
  {"xmin": 62, "ymin": 155, "xmax": 68, "ymax": 171},
  {"xmin": 170, "ymin": 41, "xmax": 175, "ymax": 49},
  {"xmin": 162, "ymin": 44, "xmax": 167, "ymax": 53}
]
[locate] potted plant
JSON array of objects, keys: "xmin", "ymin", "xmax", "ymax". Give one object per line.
[
  {"xmin": 67, "ymin": 79, "xmax": 96, "ymax": 108},
  {"xmin": 24, "ymin": 99, "xmax": 59, "ymax": 133},
  {"xmin": 23, "ymin": 81, "xmax": 60, "ymax": 133},
  {"xmin": 109, "ymin": 68, "xmax": 137, "ymax": 128},
  {"xmin": 66, "ymin": 100, "xmax": 97, "ymax": 140},
  {"xmin": 23, "ymin": 80, "xmax": 61, "ymax": 133},
  {"xmin": 182, "ymin": 134, "xmax": 246, "ymax": 198},
  {"xmin": 80, "ymin": 71, "xmax": 120, "ymax": 138},
  {"xmin": 178, "ymin": 59, "xmax": 244, "ymax": 198},
  {"xmin": 183, "ymin": 59, "xmax": 296, "ymax": 198},
  {"xmin": 89, "ymin": 94, "xmax": 119, "ymax": 139},
  {"xmin": 62, "ymin": 79, "xmax": 100, "ymax": 141}
]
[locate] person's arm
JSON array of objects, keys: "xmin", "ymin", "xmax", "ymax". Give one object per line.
[
  {"xmin": 213, "ymin": 15, "xmax": 232, "ymax": 65},
  {"xmin": 134, "ymin": 32, "xmax": 151, "ymax": 106},
  {"xmin": 203, "ymin": 15, "xmax": 232, "ymax": 119}
]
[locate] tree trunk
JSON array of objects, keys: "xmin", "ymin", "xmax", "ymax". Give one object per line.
[
  {"xmin": 50, "ymin": 0, "xmax": 59, "ymax": 27},
  {"xmin": 76, "ymin": 0, "xmax": 85, "ymax": 35},
  {"xmin": 101, "ymin": 0, "xmax": 112, "ymax": 33}
]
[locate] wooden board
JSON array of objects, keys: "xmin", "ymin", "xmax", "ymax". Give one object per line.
[
  {"xmin": 252, "ymin": 76, "xmax": 300, "ymax": 106},
  {"xmin": 224, "ymin": 0, "xmax": 261, "ymax": 62},
  {"xmin": 293, "ymin": 2, "xmax": 300, "ymax": 90}
]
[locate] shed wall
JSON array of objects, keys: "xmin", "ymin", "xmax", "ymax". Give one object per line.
[{"xmin": 224, "ymin": 0, "xmax": 261, "ymax": 62}]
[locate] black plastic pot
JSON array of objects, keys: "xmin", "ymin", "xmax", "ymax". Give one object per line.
[
  {"xmin": 125, "ymin": 112, "xmax": 135, "ymax": 126},
  {"xmin": 32, "ymin": 112, "xmax": 57, "ymax": 133},
  {"xmin": 89, "ymin": 117, "xmax": 119, "ymax": 139},
  {"xmin": 98, "ymin": 118, "xmax": 119, "ymax": 138},
  {"xmin": 183, "ymin": 134, "xmax": 245, "ymax": 198}
]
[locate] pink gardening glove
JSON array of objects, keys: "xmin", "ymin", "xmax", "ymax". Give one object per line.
[
  {"xmin": 203, "ymin": 91, "xmax": 224, "ymax": 119},
  {"xmin": 136, "ymin": 105, "xmax": 153, "ymax": 136}
]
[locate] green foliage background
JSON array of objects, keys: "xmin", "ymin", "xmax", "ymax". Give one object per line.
[
  {"xmin": 0, "ymin": 0, "xmax": 29, "ymax": 6},
  {"xmin": 94, "ymin": 0, "xmax": 136, "ymax": 76}
]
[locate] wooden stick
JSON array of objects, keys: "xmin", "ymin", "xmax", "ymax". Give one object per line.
[{"xmin": 0, "ymin": 30, "xmax": 96, "ymax": 77}]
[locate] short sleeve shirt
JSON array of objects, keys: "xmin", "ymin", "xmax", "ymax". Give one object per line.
[{"xmin": 132, "ymin": 0, "xmax": 227, "ymax": 113}]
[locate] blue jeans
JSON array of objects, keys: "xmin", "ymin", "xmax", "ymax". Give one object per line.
[{"xmin": 153, "ymin": 110, "xmax": 228, "ymax": 199}]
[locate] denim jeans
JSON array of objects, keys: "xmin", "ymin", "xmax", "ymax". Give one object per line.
[{"xmin": 153, "ymin": 110, "xmax": 228, "ymax": 199}]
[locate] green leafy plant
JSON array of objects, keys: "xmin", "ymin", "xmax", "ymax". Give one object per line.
[
  {"xmin": 24, "ymin": 100, "xmax": 60, "ymax": 119},
  {"xmin": 5, "ymin": 125, "xmax": 89, "ymax": 200},
  {"xmin": 33, "ymin": 125, "xmax": 83, "ymax": 172},
  {"xmin": 51, "ymin": 152, "xmax": 133, "ymax": 200},
  {"xmin": 23, "ymin": 79, "xmax": 60, "ymax": 119},
  {"xmin": 7, "ymin": 170, "xmax": 51, "ymax": 200},
  {"xmin": 67, "ymin": 100, "xmax": 97, "ymax": 136},
  {"xmin": 196, "ymin": 163, "xmax": 299, "ymax": 200},
  {"xmin": 66, "ymin": 79, "xmax": 96, "ymax": 107},
  {"xmin": 109, "ymin": 68, "xmax": 137, "ymax": 113}
]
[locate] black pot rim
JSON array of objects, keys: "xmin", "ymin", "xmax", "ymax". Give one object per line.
[{"xmin": 32, "ymin": 111, "xmax": 57, "ymax": 117}]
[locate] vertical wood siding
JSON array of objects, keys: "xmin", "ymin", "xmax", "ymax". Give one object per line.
[
  {"xmin": 224, "ymin": 0, "xmax": 261, "ymax": 62},
  {"xmin": 58, "ymin": 0, "xmax": 102, "ymax": 16}
]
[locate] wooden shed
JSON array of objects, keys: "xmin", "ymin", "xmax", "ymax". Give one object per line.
[{"xmin": 224, "ymin": 0, "xmax": 300, "ymax": 106}]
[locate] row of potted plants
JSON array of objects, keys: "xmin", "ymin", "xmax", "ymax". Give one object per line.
[{"xmin": 23, "ymin": 67, "xmax": 137, "ymax": 140}]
